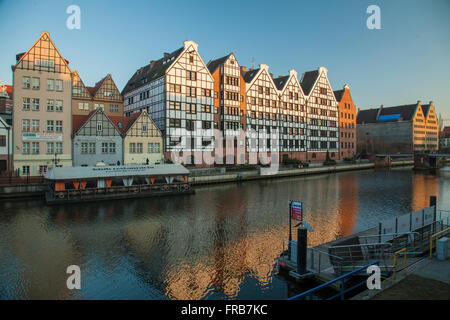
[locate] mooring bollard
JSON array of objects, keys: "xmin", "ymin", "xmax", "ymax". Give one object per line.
[{"xmin": 297, "ymin": 226, "xmax": 307, "ymax": 275}]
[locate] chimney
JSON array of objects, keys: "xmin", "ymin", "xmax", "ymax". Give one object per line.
[
  {"xmin": 240, "ymin": 66, "xmax": 247, "ymax": 73},
  {"xmin": 417, "ymin": 100, "xmax": 421, "ymax": 105},
  {"xmin": 150, "ymin": 60, "xmax": 156, "ymax": 68},
  {"xmin": 163, "ymin": 53, "xmax": 170, "ymax": 57},
  {"xmin": 269, "ymin": 73, "xmax": 274, "ymax": 78}
]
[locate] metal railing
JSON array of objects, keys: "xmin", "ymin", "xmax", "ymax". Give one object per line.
[
  {"xmin": 308, "ymin": 247, "xmax": 344, "ymax": 274},
  {"xmin": 328, "ymin": 242, "xmax": 392, "ymax": 275},
  {"xmin": 393, "ymin": 248, "xmax": 407, "ymax": 280},
  {"xmin": 288, "ymin": 261, "xmax": 380, "ymax": 300},
  {"xmin": 429, "ymin": 227, "xmax": 450, "ymax": 258}
]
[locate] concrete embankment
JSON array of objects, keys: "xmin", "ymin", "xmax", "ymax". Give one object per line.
[
  {"xmin": 0, "ymin": 183, "xmax": 47, "ymax": 200},
  {"xmin": 0, "ymin": 160, "xmax": 414, "ymax": 201},
  {"xmin": 190, "ymin": 160, "xmax": 413, "ymax": 186}
]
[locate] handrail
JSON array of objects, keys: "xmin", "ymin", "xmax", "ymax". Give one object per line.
[
  {"xmin": 330, "ymin": 242, "xmax": 392, "ymax": 249},
  {"xmin": 393, "ymin": 248, "xmax": 407, "ymax": 280},
  {"xmin": 309, "ymin": 247, "xmax": 344, "ymax": 260},
  {"xmin": 359, "ymin": 231, "xmax": 419, "ymax": 238},
  {"xmin": 429, "ymin": 227, "xmax": 450, "ymax": 258},
  {"xmin": 288, "ymin": 260, "xmax": 380, "ymax": 301}
]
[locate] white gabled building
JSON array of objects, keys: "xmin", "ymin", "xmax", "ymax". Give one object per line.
[
  {"xmin": 122, "ymin": 41, "xmax": 215, "ymax": 164},
  {"xmin": 243, "ymin": 64, "xmax": 281, "ymax": 155},
  {"xmin": 273, "ymin": 69, "xmax": 308, "ymax": 161},
  {"xmin": 300, "ymin": 67, "xmax": 339, "ymax": 161}
]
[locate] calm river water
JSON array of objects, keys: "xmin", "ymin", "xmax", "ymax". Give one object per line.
[{"xmin": 0, "ymin": 166, "xmax": 449, "ymax": 299}]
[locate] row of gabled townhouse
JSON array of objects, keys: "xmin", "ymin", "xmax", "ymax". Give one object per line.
[
  {"xmin": 10, "ymin": 31, "xmax": 162, "ymax": 176},
  {"xmin": 122, "ymin": 41, "xmax": 357, "ymax": 166}
]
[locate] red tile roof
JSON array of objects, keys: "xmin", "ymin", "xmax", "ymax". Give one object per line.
[
  {"xmin": 72, "ymin": 115, "xmax": 90, "ymax": 135},
  {"xmin": 109, "ymin": 113, "xmax": 140, "ymax": 135},
  {"xmin": 5, "ymin": 85, "xmax": 12, "ymax": 98}
]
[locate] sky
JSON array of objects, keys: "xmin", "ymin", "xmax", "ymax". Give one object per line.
[{"xmin": 0, "ymin": 0, "xmax": 449, "ymax": 124}]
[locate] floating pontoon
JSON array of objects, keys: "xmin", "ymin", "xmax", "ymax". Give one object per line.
[{"xmin": 44, "ymin": 164, "xmax": 194, "ymax": 205}]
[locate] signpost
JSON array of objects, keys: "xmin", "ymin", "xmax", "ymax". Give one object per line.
[
  {"xmin": 288, "ymin": 200, "xmax": 313, "ymax": 275},
  {"xmin": 288, "ymin": 201, "xmax": 303, "ymax": 257}
]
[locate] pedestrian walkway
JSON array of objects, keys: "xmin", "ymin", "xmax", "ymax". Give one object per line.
[{"xmin": 353, "ymin": 257, "xmax": 450, "ymax": 300}]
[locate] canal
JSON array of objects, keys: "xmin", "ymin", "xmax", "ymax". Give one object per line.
[{"xmin": 0, "ymin": 166, "xmax": 449, "ymax": 299}]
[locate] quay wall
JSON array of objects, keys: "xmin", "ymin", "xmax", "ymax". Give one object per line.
[{"xmin": 0, "ymin": 160, "xmax": 415, "ymax": 200}]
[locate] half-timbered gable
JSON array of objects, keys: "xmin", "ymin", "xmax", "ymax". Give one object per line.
[
  {"xmin": 274, "ymin": 69, "xmax": 307, "ymax": 157},
  {"xmin": 244, "ymin": 64, "xmax": 280, "ymax": 154},
  {"xmin": 72, "ymin": 109, "xmax": 123, "ymax": 167},
  {"xmin": 121, "ymin": 110, "xmax": 163, "ymax": 165},
  {"xmin": 12, "ymin": 31, "xmax": 73, "ymax": 176},
  {"xmin": 301, "ymin": 67, "xmax": 339, "ymax": 161},
  {"xmin": 207, "ymin": 53, "xmax": 246, "ymax": 135},
  {"xmin": 73, "ymin": 73, "xmax": 123, "ymax": 116},
  {"xmin": 122, "ymin": 41, "xmax": 214, "ymax": 163}
]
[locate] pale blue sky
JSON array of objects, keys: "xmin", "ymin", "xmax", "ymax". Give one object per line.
[{"xmin": 0, "ymin": 0, "xmax": 449, "ymax": 123}]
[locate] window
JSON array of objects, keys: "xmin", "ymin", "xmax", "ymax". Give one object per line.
[
  {"xmin": 81, "ymin": 142, "xmax": 88, "ymax": 154},
  {"xmin": 55, "ymin": 80, "xmax": 63, "ymax": 91},
  {"xmin": 22, "ymin": 77, "xmax": 30, "ymax": 89},
  {"xmin": 186, "ymin": 120, "xmax": 194, "ymax": 131},
  {"xmin": 187, "ymin": 87, "xmax": 196, "ymax": 97},
  {"xmin": 22, "ymin": 166, "xmax": 30, "ymax": 175},
  {"xmin": 320, "ymin": 87, "xmax": 327, "ymax": 95},
  {"xmin": 32, "ymin": 142, "xmax": 40, "ymax": 154},
  {"xmin": 186, "ymin": 103, "xmax": 196, "ymax": 114},
  {"xmin": 148, "ymin": 143, "xmax": 153, "ymax": 153},
  {"xmin": 155, "ymin": 143, "xmax": 160, "ymax": 153},
  {"xmin": 22, "ymin": 120, "xmax": 30, "ymax": 132},
  {"xmin": 22, "ymin": 142, "xmax": 30, "ymax": 154},
  {"xmin": 56, "ymin": 142, "xmax": 63, "ymax": 154},
  {"xmin": 142, "ymin": 124, "xmax": 147, "ymax": 132},
  {"xmin": 169, "ymin": 119, "xmax": 181, "ymax": 127},
  {"xmin": 55, "ymin": 121, "xmax": 63, "ymax": 132},
  {"xmin": 39, "ymin": 166, "xmax": 47, "ymax": 175},
  {"xmin": 202, "ymin": 121, "xmax": 211, "ymax": 129},
  {"xmin": 169, "ymin": 101, "xmax": 181, "ymax": 110},
  {"xmin": 32, "ymin": 98, "xmax": 40, "ymax": 111},
  {"xmin": 47, "ymin": 79, "xmax": 54, "ymax": 91},
  {"xmin": 32, "ymin": 120, "xmax": 40, "ymax": 132},
  {"xmin": 46, "ymin": 120, "xmax": 54, "ymax": 132},
  {"xmin": 22, "ymin": 97, "xmax": 30, "ymax": 110},
  {"xmin": 109, "ymin": 143, "xmax": 116, "ymax": 154},
  {"xmin": 89, "ymin": 143, "xmax": 96, "ymax": 154},
  {"xmin": 187, "ymin": 71, "xmax": 197, "ymax": 81},
  {"xmin": 104, "ymin": 91, "xmax": 114, "ymax": 98},
  {"xmin": 32, "ymin": 78, "xmax": 40, "ymax": 90},
  {"xmin": 109, "ymin": 104, "xmax": 119, "ymax": 113},
  {"xmin": 201, "ymin": 104, "xmax": 211, "ymax": 113},
  {"xmin": 102, "ymin": 143, "xmax": 108, "ymax": 154},
  {"xmin": 130, "ymin": 143, "xmax": 136, "ymax": 153},
  {"xmin": 46, "ymin": 142, "xmax": 54, "ymax": 154},
  {"xmin": 137, "ymin": 143, "xmax": 143, "ymax": 153},
  {"xmin": 0, "ymin": 135, "xmax": 5, "ymax": 147},
  {"xmin": 97, "ymin": 122, "xmax": 102, "ymax": 132},
  {"xmin": 47, "ymin": 99, "xmax": 54, "ymax": 111}
]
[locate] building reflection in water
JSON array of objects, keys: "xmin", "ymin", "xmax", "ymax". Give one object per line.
[{"xmin": 0, "ymin": 167, "xmax": 448, "ymax": 299}]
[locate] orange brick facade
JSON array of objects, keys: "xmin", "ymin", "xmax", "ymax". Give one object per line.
[{"xmin": 336, "ymin": 85, "xmax": 356, "ymax": 159}]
